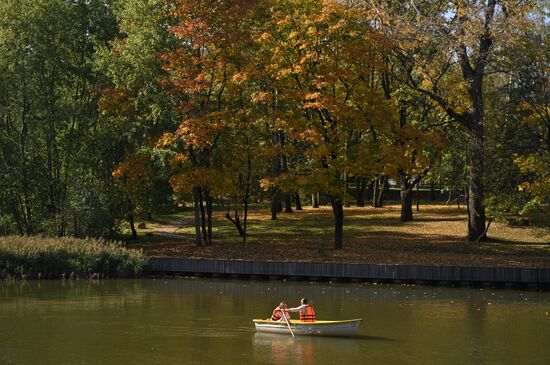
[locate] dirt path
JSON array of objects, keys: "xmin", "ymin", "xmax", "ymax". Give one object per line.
[{"xmin": 153, "ymin": 217, "xmax": 193, "ymax": 239}]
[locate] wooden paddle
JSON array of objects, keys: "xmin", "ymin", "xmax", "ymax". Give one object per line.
[{"xmin": 280, "ymin": 309, "xmax": 295, "ymax": 338}]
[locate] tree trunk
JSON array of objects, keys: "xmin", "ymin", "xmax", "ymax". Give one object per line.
[
  {"xmin": 10, "ymin": 199, "xmax": 24, "ymax": 235},
  {"xmin": 312, "ymin": 193, "xmax": 319, "ymax": 208},
  {"xmin": 243, "ymin": 199, "xmax": 249, "ymax": 244},
  {"xmin": 243, "ymin": 150, "xmax": 252, "ymax": 244},
  {"xmin": 400, "ymin": 184, "xmax": 414, "ymax": 222},
  {"xmin": 376, "ymin": 177, "xmax": 387, "ymax": 207},
  {"xmin": 225, "ymin": 210, "xmax": 244, "ymax": 237},
  {"xmin": 271, "ymin": 191, "xmax": 278, "ymax": 220},
  {"xmin": 446, "ymin": 190, "xmax": 453, "ymax": 205},
  {"xmin": 330, "ymin": 196, "xmax": 344, "ymax": 249},
  {"xmin": 467, "ymin": 124, "xmax": 487, "ymax": 242},
  {"xmin": 416, "ymin": 184, "xmax": 420, "ymax": 212},
  {"xmin": 271, "ymin": 131, "xmax": 281, "ymax": 219},
  {"xmin": 294, "ymin": 193, "xmax": 302, "ymax": 210},
  {"xmin": 205, "ymin": 190, "xmax": 213, "ymax": 245},
  {"xmin": 128, "ymin": 212, "xmax": 137, "ymax": 240},
  {"xmin": 281, "ymin": 132, "xmax": 292, "ymax": 214},
  {"xmin": 356, "ymin": 177, "xmax": 367, "ymax": 207},
  {"xmin": 19, "ymin": 96, "xmax": 33, "ymax": 236},
  {"xmin": 372, "ymin": 178, "xmax": 379, "ymax": 207},
  {"xmin": 430, "ymin": 182, "xmax": 436, "ymax": 201},
  {"xmin": 72, "ymin": 211, "xmax": 80, "ymax": 238},
  {"xmin": 193, "ymin": 186, "xmax": 202, "ymax": 246},
  {"xmin": 199, "ymin": 188, "xmax": 208, "ymax": 243},
  {"xmin": 284, "ymin": 193, "xmax": 293, "ymax": 213}
]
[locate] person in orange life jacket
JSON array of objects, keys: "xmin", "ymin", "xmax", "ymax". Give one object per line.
[
  {"xmin": 285, "ymin": 298, "xmax": 316, "ymax": 322},
  {"xmin": 270, "ymin": 302, "xmax": 290, "ymax": 321}
]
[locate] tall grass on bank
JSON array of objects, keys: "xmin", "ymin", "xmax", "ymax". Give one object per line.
[{"xmin": 0, "ymin": 236, "xmax": 146, "ymax": 279}]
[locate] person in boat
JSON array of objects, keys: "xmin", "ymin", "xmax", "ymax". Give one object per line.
[
  {"xmin": 270, "ymin": 301, "xmax": 291, "ymax": 322},
  {"xmin": 285, "ymin": 298, "xmax": 316, "ymax": 322}
]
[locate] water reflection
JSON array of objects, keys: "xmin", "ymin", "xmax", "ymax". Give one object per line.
[
  {"xmin": 253, "ymin": 332, "xmax": 359, "ymax": 365},
  {"xmin": 0, "ymin": 279, "xmax": 549, "ymax": 365}
]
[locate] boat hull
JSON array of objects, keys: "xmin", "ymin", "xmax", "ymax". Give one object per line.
[{"xmin": 253, "ymin": 319, "xmax": 362, "ymax": 337}]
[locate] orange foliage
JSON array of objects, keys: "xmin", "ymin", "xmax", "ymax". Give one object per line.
[
  {"xmin": 97, "ymin": 88, "xmax": 134, "ymax": 117},
  {"xmin": 112, "ymin": 154, "xmax": 151, "ymax": 182}
]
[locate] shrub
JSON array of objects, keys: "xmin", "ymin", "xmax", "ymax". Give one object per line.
[{"xmin": 0, "ymin": 236, "xmax": 146, "ymax": 279}]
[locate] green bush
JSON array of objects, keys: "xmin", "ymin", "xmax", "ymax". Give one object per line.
[{"xmin": 0, "ymin": 236, "xmax": 146, "ymax": 279}]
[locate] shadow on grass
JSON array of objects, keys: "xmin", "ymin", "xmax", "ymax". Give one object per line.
[
  {"xmin": 130, "ymin": 204, "xmax": 550, "ymax": 265},
  {"xmin": 486, "ymin": 237, "xmax": 550, "ymax": 246},
  {"xmin": 413, "ymin": 217, "xmax": 466, "ymax": 222}
]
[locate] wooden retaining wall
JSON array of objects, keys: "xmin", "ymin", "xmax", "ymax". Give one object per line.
[{"xmin": 148, "ymin": 258, "xmax": 550, "ymax": 286}]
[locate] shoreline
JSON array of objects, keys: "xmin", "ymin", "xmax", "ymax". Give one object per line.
[{"xmin": 147, "ymin": 257, "xmax": 550, "ymax": 289}]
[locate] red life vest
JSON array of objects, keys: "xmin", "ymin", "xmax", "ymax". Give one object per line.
[
  {"xmin": 271, "ymin": 308, "xmax": 283, "ymax": 321},
  {"xmin": 299, "ymin": 304, "xmax": 316, "ymax": 322}
]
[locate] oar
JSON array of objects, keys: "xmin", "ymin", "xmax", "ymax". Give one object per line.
[{"xmin": 280, "ymin": 309, "xmax": 295, "ymax": 338}]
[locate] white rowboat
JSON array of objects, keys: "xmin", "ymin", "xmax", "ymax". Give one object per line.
[{"xmin": 253, "ymin": 319, "xmax": 362, "ymax": 337}]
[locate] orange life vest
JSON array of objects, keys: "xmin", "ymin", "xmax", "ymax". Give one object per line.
[
  {"xmin": 299, "ymin": 304, "xmax": 316, "ymax": 322},
  {"xmin": 271, "ymin": 308, "xmax": 283, "ymax": 321}
]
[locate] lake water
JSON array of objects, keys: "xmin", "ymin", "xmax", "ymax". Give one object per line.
[{"xmin": 1, "ymin": 278, "xmax": 549, "ymax": 364}]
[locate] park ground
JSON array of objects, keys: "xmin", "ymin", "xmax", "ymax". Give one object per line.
[{"xmin": 128, "ymin": 203, "xmax": 550, "ymax": 268}]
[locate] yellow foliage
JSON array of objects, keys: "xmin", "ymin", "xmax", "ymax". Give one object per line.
[
  {"xmin": 155, "ymin": 133, "xmax": 176, "ymax": 148},
  {"xmin": 515, "ymin": 152, "xmax": 550, "ymax": 199}
]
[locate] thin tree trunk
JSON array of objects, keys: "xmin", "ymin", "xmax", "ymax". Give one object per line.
[
  {"xmin": 416, "ymin": 183, "xmax": 420, "ymax": 212},
  {"xmin": 446, "ymin": 190, "xmax": 453, "ymax": 205},
  {"xmin": 330, "ymin": 196, "xmax": 344, "ymax": 249},
  {"xmin": 372, "ymin": 178, "xmax": 380, "ymax": 208},
  {"xmin": 344, "ymin": 181, "xmax": 351, "ymax": 208},
  {"xmin": 271, "ymin": 131, "xmax": 281, "ymax": 219},
  {"xmin": 72, "ymin": 211, "xmax": 80, "ymax": 238},
  {"xmin": 271, "ymin": 191, "xmax": 278, "ymax": 220},
  {"xmin": 205, "ymin": 190, "xmax": 213, "ymax": 245},
  {"xmin": 312, "ymin": 193, "xmax": 319, "ymax": 208},
  {"xmin": 128, "ymin": 209, "xmax": 137, "ymax": 240},
  {"xmin": 294, "ymin": 193, "xmax": 302, "ymax": 210},
  {"xmin": 356, "ymin": 177, "xmax": 367, "ymax": 207},
  {"xmin": 225, "ymin": 210, "xmax": 244, "ymax": 237},
  {"xmin": 193, "ymin": 186, "xmax": 202, "ymax": 246},
  {"xmin": 199, "ymin": 187, "xmax": 207, "ymax": 243},
  {"xmin": 430, "ymin": 182, "xmax": 436, "ymax": 201},
  {"xmin": 243, "ymin": 148, "xmax": 252, "ymax": 244},
  {"xmin": 10, "ymin": 200, "xmax": 24, "ymax": 235},
  {"xmin": 376, "ymin": 177, "xmax": 387, "ymax": 207},
  {"xmin": 19, "ymin": 98, "xmax": 32, "ymax": 235},
  {"xmin": 281, "ymin": 132, "xmax": 292, "ymax": 214},
  {"xmin": 284, "ymin": 193, "xmax": 293, "ymax": 213}
]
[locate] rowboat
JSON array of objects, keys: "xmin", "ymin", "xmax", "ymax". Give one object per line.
[{"xmin": 253, "ymin": 319, "xmax": 362, "ymax": 337}]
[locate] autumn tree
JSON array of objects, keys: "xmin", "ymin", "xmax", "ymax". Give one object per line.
[
  {"xmin": 481, "ymin": 3, "xmax": 549, "ymax": 221},
  {"xmin": 160, "ymin": 0, "xmax": 263, "ymax": 245},
  {"xmin": 260, "ymin": 0, "xmax": 393, "ymax": 248},
  {"xmin": 384, "ymin": 101, "xmax": 446, "ymax": 221},
  {"xmin": 365, "ymin": 0, "xmax": 533, "ymax": 241},
  {"xmin": 511, "ymin": 6, "xmax": 549, "ymax": 212}
]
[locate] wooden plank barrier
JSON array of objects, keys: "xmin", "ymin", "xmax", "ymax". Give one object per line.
[{"xmin": 147, "ymin": 258, "xmax": 550, "ymax": 286}]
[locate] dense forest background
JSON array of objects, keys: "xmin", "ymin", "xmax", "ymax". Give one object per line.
[{"xmin": 0, "ymin": 0, "xmax": 548, "ymax": 248}]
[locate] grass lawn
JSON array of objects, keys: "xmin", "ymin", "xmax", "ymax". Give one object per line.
[{"xmin": 128, "ymin": 203, "xmax": 550, "ymax": 268}]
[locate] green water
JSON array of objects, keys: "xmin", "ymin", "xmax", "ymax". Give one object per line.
[{"xmin": 1, "ymin": 278, "xmax": 549, "ymax": 364}]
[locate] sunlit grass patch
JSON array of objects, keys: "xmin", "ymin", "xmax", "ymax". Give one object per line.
[{"xmin": 134, "ymin": 204, "xmax": 550, "ymax": 268}]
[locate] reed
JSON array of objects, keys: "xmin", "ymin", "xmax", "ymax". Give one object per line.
[{"xmin": 0, "ymin": 236, "xmax": 146, "ymax": 279}]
